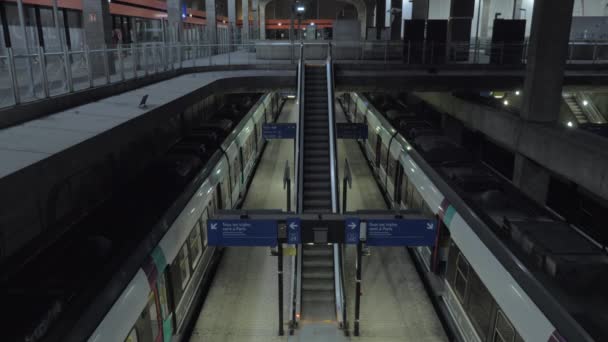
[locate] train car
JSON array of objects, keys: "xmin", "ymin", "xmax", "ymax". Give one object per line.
[
  {"xmin": 341, "ymin": 92, "xmax": 605, "ymax": 342},
  {"xmin": 88, "ymin": 92, "xmax": 278, "ymax": 342}
]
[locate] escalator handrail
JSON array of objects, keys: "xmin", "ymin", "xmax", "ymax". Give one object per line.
[
  {"xmin": 326, "ymin": 42, "xmax": 346, "ymax": 327},
  {"xmin": 292, "ymin": 42, "xmax": 305, "ymax": 328},
  {"xmin": 296, "ymin": 42, "xmax": 305, "ymax": 214}
]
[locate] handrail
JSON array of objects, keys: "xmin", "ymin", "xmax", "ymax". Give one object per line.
[
  {"xmin": 326, "ymin": 42, "xmax": 346, "ymax": 329},
  {"xmin": 292, "ymin": 42, "xmax": 305, "ymax": 330}
]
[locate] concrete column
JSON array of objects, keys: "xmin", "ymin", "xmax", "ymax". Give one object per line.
[
  {"xmin": 512, "ymin": 0, "xmax": 523, "ymax": 19},
  {"xmin": 519, "ymin": 0, "xmax": 574, "ymax": 123},
  {"xmin": 228, "ymin": 0, "xmax": 237, "ymax": 41},
  {"xmin": 242, "ymin": 0, "xmax": 249, "ymax": 41},
  {"xmin": 366, "ymin": 0, "xmax": 375, "ymax": 37},
  {"xmin": 513, "ymin": 154, "xmax": 550, "ymax": 204},
  {"xmin": 479, "ymin": 0, "xmax": 491, "ymax": 40},
  {"xmin": 259, "ymin": 3, "xmax": 266, "ymax": 40},
  {"xmin": 412, "ymin": 0, "xmax": 429, "ymax": 19},
  {"xmin": 166, "ymin": 0, "xmax": 183, "ymax": 42},
  {"xmin": 82, "ymin": 0, "xmax": 113, "ymax": 76},
  {"xmin": 206, "ymin": 0, "xmax": 217, "ymax": 44},
  {"xmin": 82, "ymin": 0, "xmax": 112, "ymax": 49},
  {"xmin": 389, "ymin": 0, "xmax": 402, "ymax": 40},
  {"xmin": 375, "ymin": 0, "xmax": 386, "ymax": 39},
  {"xmin": 252, "ymin": 0, "xmax": 259, "ymax": 39}
]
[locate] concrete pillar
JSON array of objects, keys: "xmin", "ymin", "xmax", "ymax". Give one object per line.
[
  {"xmin": 513, "ymin": 154, "xmax": 550, "ymax": 204},
  {"xmin": 166, "ymin": 0, "xmax": 183, "ymax": 42},
  {"xmin": 479, "ymin": 0, "xmax": 491, "ymax": 40},
  {"xmin": 228, "ymin": 0, "xmax": 236, "ymax": 41},
  {"xmin": 412, "ymin": 0, "xmax": 429, "ymax": 19},
  {"xmin": 82, "ymin": 0, "xmax": 112, "ymax": 49},
  {"xmin": 82, "ymin": 0, "xmax": 113, "ymax": 76},
  {"xmin": 259, "ymin": 2, "xmax": 266, "ymax": 40},
  {"xmin": 519, "ymin": 0, "xmax": 574, "ymax": 123},
  {"xmin": 375, "ymin": 0, "xmax": 386, "ymax": 39},
  {"xmin": 512, "ymin": 0, "xmax": 523, "ymax": 19},
  {"xmin": 252, "ymin": 0, "xmax": 259, "ymax": 39},
  {"xmin": 242, "ymin": 0, "xmax": 249, "ymax": 41},
  {"xmin": 206, "ymin": 0, "xmax": 217, "ymax": 44},
  {"xmin": 366, "ymin": 0, "xmax": 375, "ymax": 38},
  {"xmin": 389, "ymin": 0, "xmax": 402, "ymax": 40}
]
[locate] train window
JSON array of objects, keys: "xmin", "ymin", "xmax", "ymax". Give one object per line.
[
  {"xmin": 124, "ymin": 328, "xmax": 138, "ymax": 342},
  {"xmin": 493, "ymin": 310, "xmax": 515, "ymax": 342},
  {"xmin": 177, "ymin": 246, "xmax": 191, "ymax": 290},
  {"xmin": 158, "ymin": 272, "xmax": 171, "ymax": 321},
  {"xmin": 387, "ymin": 154, "xmax": 397, "ymax": 182},
  {"xmin": 187, "ymin": 221, "xmax": 203, "ymax": 269},
  {"xmin": 400, "ymin": 169, "xmax": 409, "ymax": 207},
  {"xmin": 147, "ymin": 292, "xmax": 161, "ymax": 341},
  {"xmin": 375, "ymin": 136, "xmax": 382, "ymax": 167},
  {"xmin": 380, "ymin": 144, "xmax": 388, "ymax": 170},
  {"xmin": 201, "ymin": 208, "xmax": 209, "ymax": 245},
  {"xmin": 454, "ymin": 253, "xmax": 469, "ymax": 303},
  {"xmin": 467, "ymin": 271, "xmax": 493, "ymax": 341}
]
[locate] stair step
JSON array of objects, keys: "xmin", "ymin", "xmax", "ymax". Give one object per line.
[
  {"xmin": 302, "ymin": 279, "xmax": 334, "ymax": 291},
  {"xmin": 304, "ymin": 150, "xmax": 328, "ymax": 157},
  {"xmin": 301, "ymin": 289, "xmax": 334, "ymax": 302},
  {"xmin": 302, "ymin": 256, "xmax": 333, "ymax": 267},
  {"xmin": 303, "ymin": 199, "xmax": 333, "ymax": 208},
  {"xmin": 303, "ymin": 247, "xmax": 333, "ymax": 257},
  {"xmin": 304, "ymin": 182, "xmax": 330, "ymax": 191},
  {"xmin": 304, "ymin": 164, "xmax": 329, "ymax": 172},
  {"xmin": 304, "ymin": 190, "xmax": 332, "ymax": 199},
  {"xmin": 304, "ymin": 173, "xmax": 330, "ymax": 180},
  {"xmin": 302, "ymin": 269, "xmax": 334, "ymax": 279}
]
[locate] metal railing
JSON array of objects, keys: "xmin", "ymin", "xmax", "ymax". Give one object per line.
[{"xmin": 1, "ymin": 39, "xmax": 607, "ymax": 111}]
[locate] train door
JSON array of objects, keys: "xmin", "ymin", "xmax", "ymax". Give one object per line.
[
  {"xmin": 216, "ymin": 184, "xmax": 224, "ymax": 210},
  {"xmin": 375, "ymin": 135, "xmax": 382, "ymax": 168},
  {"xmin": 239, "ymin": 147, "xmax": 245, "ymax": 185},
  {"xmin": 253, "ymin": 124, "xmax": 259, "ymax": 154},
  {"xmin": 393, "ymin": 162, "xmax": 402, "ymax": 205}
]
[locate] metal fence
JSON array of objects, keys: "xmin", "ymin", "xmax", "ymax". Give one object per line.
[{"xmin": 1, "ymin": 40, "xmax": 607, "ymax": 110}]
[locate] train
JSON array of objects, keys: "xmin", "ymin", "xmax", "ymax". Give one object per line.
[
  {"xmin": 1, "ymin": 91, "xmax": 282, "ymax": 342},
  {"xmin": 338, "ymin": 92, "xmax": 606, "ymax": 342}
]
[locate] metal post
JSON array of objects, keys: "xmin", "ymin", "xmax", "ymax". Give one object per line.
[
  {"xmin": 593, "ymin": 44, "xmax": 598, "ymax": 64},
  {"xmin": 278, "ymin": 242, "xmax": 284, "ymax": 336},
  {"xmin": 132, "ymin": 44, "xmax": 138, "ymax": 78},
  {"xmin": 103, "ymin": 45, "xmax": 110, "ymax": 84},
  {"xmin": 284, "ymin": 160, "xmax": 291, "ymax": 212},
  {"xmin": 354, "ymin": 241, "xmax": 362, "ymax": 336},
  {"xmin": 118, "ymin": 44, "xmax": 124, "ymax": 81},
  {"xmin": 342, "ymin": 158, "xmax": 352, "ymax": 213},
  {"xmin": 7, "ymin": 48, "xmax": 21, "ymax": 104},
  {"xmin": 179, "ymin": 44, "xmax": 183, "ymax": 69},
  {"xmin": 143, "ymin": 45, "xmax": 148, "ymax": 76},
  {"xmin": 63, "ymin": 48, "xmax": 74, "ymax": 92},
  {"xmin": 430, "ymin": 41, "xmax": 435, "ymax": 64},
  {"xmin": 84, "ymin": 44, "xmax": 93, "ymax": 88},
  {"xmin": 384, "ymin": 39, "xmax": 388, "ymax": 65},
  {"xmin": 38, "ymin": 46, "xmax": 50, "ymax": 98},
  {"xmin": 16, "ymin": 0, "xmax": 35, "ymax": 94},
  {"xmin": 407, "ymin": 40, "xmax": 411, "ymax": 64}
]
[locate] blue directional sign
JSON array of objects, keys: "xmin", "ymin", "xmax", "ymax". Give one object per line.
[
  {"xmin": 366, "ymin": 219, "xmax": 437, "ymax": 246},
  {"xmin": 336, "ymin": 123, "xmax": 368, "ymax": 139},
  {"xmin": 286, "ymin": 218, "xmax": 301, "ymax": 244},
  {"xmin": 207, "ymin": 219, "xmax": 278, "ymax": 246},
  {"xmin": 344, "ymin": 218, "xmax": 361, "ymax": 244},
  {"xmin": 263, "ymin": 123, "xmax": 297, "ymax": 139}
]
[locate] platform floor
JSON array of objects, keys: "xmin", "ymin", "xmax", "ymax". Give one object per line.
[
  {"xmin": 188, "ymin": 100, "xmax": 297, "ymax": 342},
  {"xmin": 189, "ymin": 98, "xmax": 446, "ymax": 342},
  {"xmin": 336, "ymin": 104, "xmax": 448, "ymax": 342}
]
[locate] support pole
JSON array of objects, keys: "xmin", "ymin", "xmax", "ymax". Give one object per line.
[
  {"xmin": 278, "ymin": 242, "xmax": 284, "ymax": 336},
  {"xmin": 284, "ymin": 160, "xmax": 291, "ymax": 212},
  {"xmin": 354, "ymin": 241, "xmax": 362, "ymax": 336}
]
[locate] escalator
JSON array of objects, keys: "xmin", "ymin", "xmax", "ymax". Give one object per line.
[{"xmin": 294, "ymin": 46, "xmax": 346, "ymax": 331}]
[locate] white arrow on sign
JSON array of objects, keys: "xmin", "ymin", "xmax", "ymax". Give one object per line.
[
  {"xmin": 426, "ymin": 222, "xmax": 434, "ymax": 230},
  {"xmin": 210, "ymin": 223, "xmax": 218, "ymax": 230},
  {"xmin": 348, "ymin": 222, "xmax": 358, "ymax": 230},
  {"xmin": 289, "ymin": 222, "xmax": 298, "ymax": 230}
]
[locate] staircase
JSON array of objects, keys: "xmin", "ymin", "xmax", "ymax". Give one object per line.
[
  {"xmin": 564, "ymin": 93, "xmax": 588, "ymax": 124},
  {"xmin": 298, "ymin": 64, "xmax": 337, "ymax": 322},
  {"xmin": 301, "ymin": 244, "xmax": 335, "ymax": 321},
  {"xmin": 302, "ymin": 65, "xmax": 333, "ymax": 213}
]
